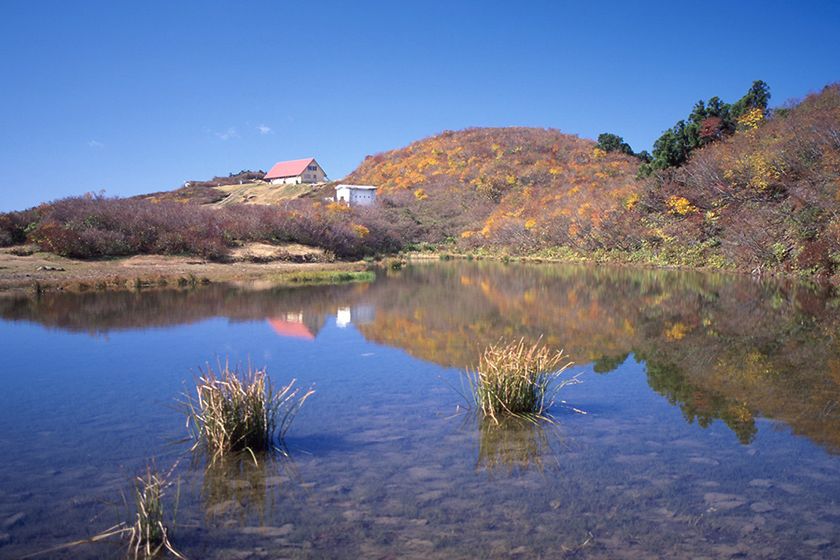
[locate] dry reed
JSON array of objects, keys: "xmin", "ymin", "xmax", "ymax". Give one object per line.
[
  {"xmin": 127, "ymin": 465, "xmax": 184, "ymax": 559},
  {"xmin": 184, "ymin": 364, "xmax": 314, "ymax": 461},
  {"xmin": 467, "ymin": 338, "xmax": 579, "ymax": 423}
]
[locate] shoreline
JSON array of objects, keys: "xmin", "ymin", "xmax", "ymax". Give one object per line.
[
  {"xmin": 404, "ymin": 250, "xmax": 840, "ymax": 287},
  {"xmin": 3, "ymin": 246, "xmax": 837, "ymax": 297},
  {"xmin": 0, "ymin": 249, "xmax": 370, "ymax": 296}
]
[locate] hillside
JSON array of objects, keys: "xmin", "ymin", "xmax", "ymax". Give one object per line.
[
  {"xmin": 2, "ymin": 85, "xmax": 838, "ymax": 278},
  {"xmin": 345, "ymin": 86, "xmax": 840, "ymax": 277},
  {"xmin": 638, "ymin": 84, "xmax": 840, "ymax": 274},
  {"xmin": 140, "ymin": 170, "xmax": 322, "ymax": 206},
  {"xmin": 346, "ymin": 127, "xmax": 641, "ymax": 249}
]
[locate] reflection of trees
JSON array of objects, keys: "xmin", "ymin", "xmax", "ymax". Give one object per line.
[
  {"xmin": 3, "ymin": 261, "xmax": 840, "ymax": 452},
  {"xmin": 358, "ymin": 263, "xmax": 840, "ymax": 452},
  {"xmin": 642, "ymin": 356, "xmax": 757, "ymax": 444},
  {"xmin": 476, "ymin": 417, "xmax": 557, "ymax": 474},
  {"xmin": 0, "ymin": 283, "xmax": 370, "ymax": 334}
]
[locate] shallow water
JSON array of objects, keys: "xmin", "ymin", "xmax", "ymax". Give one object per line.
[{"xmin": 1, "ymin": 262, "xmax": 839, "ymax": 559}]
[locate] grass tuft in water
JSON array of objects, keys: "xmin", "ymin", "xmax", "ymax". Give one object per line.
[
  {"xmin": 184, "ymin": 364, "xmax": 314, "ymax": 461},
  {"xmin": 466, "ymin": 338, "xmax": 579, "ymax": 423},
  {"xmin": 127, "ymin": 465, "xmax": 184, "ymax": 559},
  {"xmin": 22, "ymin": 463, "xmax": 185, "ymax": 559}
]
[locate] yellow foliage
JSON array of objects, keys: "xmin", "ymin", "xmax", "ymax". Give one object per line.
[
  {"xmin": 737, "ymin": 107, "xmax": 764, "ymax": 130},
  {"xmin": 352, "ymin": 224, "xmax": 370, "ymax": 238},
  {"xmin": 414, "ymin": 188, "xmax": 429, "ymax": 200},
  {"xmin": 592, "ymin": 148, "xmax": 607, "ymax": 160},
  {"xmin": 460, "ymin": 230, "xmax": 475, "ymax": 239},
  {"xmin": 667, "ymin": 196, "xmax": 697, "ymax": 216},
  {"xmin": 327, "ymin": 201, "xmax": 350, "ymax": 213},
  {"xmin": 726, "ymin": 153, "xmax": 782, "ymax": 190},
  {"xmin": 524, "ymin": 218, "xmax": 537, "ymax": 230},
  {"xmin": 624, "ymin": 193, "xmax": 640, "ymax": 210},
  {"xmin": 746, "ymin": 154, "xmax": 781, "ymax": 190},
  {"xmin": 664, "ymin": 322, "xmax": 689, "ymax": 341}
]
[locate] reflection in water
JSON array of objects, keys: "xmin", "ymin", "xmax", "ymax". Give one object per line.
[
  {"xmin": 2, "ymin": 261, "xmax": 839, "ymax": 452},
  {"xmin": 3, "ymin": 262, "xmax": 840, "ymax": 558},
  {"xmin": 200, "ymin": 454, "xmax": 299, "ymax": 527},
  {"xmin": 475, "ymin": 417, "xmax": 558, "ymax": 475}
]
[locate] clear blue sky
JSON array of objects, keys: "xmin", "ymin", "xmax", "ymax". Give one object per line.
[{"xmin": 1, "ymin": 0, "xmax": 838, "ymax": 211}]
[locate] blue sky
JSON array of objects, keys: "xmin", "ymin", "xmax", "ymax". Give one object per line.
[{"xmin": 1, "ymin": 0, "xmax": 838, "ymax": 211}]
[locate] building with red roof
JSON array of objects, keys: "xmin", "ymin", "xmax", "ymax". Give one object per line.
[{"xmin": 264, "ymin": 158, "xmax": 327, "ymax": 185}]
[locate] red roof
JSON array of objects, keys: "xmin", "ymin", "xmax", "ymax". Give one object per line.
[
  {"xmin": 264, "ymin": 158, "xmax": 315, "ymax": 180},
  {"xmin": 267, "ymin": 318, "xmax": 315, "ymax": 340}
]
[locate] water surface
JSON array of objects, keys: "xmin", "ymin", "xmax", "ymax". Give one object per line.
[{"xmin": 1, "ymin": 262, "xmax": 839, "ymax": 558}]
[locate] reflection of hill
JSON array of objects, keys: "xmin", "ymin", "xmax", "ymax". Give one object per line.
[
  {"xmin": 2, "ymin": 262, "xmax": 839, "ymax": 452},
  {"xmin": 357, "ymin": 263, "xmax": 840, "ymax": 452}
]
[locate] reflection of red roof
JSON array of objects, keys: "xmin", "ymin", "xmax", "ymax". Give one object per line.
[
  {"xmin": 264, "ymin": 158, "xmax": 315, "ymax": 180},
  {"xmin": 267, "ymin": 318, "xmax": 315, "ymax": 340}
]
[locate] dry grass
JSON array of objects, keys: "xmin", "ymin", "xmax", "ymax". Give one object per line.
[
  {"xmin": 21, "ymin": 464, "xmax": 185, "ymax": 559},
  {"xmin": 184, "ymin": 364, "xmax": 314, "ymax": 462},
  {"xmin": 127, "ymin": 466, "xmax": 184, "ymax": 559},
  {"xmin": 467, "ymin": 338, "xmax": 579, "ymax": 423}
]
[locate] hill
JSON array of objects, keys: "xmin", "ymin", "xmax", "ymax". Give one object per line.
[
  {"xmin": 346, "ymin": 127, "xmax": 642, "ymax": 250},
  {"xmin": 637, "ymin": 83, "xmax": 840, "ymax": 274},
  {"xmin": 1, "ymin": 84, "xmax": 838, "ymax": 279},
  {"xmin": 345, "ymin": 86, "xmax": 840, "ymax": 277}
]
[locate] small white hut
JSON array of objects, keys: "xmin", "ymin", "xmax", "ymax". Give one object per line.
[{"xmin": 335, "ymin": 184, "xmax": 377, "ymax": 206}]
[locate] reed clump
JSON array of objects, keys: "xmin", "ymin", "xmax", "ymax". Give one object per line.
[
  {"xmin": 467, "ymin": 338, "xmax": 579, "ymax": 423},
  {"xmin": 128, "ymin": 466, "xmax": 184, "ymax": 559},
  {"xmin": 21, "ymin": 464, "xmax": 185, "ymax": 560},
  {"xmin": 184, "ymin": 364, "xmax": 314, "ymax": 460}
]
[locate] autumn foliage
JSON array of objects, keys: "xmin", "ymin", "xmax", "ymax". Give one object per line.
[
  {"xmin": 2, "ymin": 84, "xmax": 839, "ymax": 277},
  {"xmin": 347, "ymin": 127, "xmax": 641, "ymax": 253},
  {"xmin": 641, "ymin": 84, "xmax": 840, "ymax": 274},
  {"xmin": 11, "ymin": 195, "xmax": 401, "ymax": 260}
]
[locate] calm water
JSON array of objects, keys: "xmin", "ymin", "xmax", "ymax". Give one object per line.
[{"xmin": 1, "ymin": 262, "xmax": 839, "ymax": 559}]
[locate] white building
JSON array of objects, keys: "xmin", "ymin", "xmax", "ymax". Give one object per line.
[
  {"xmin": 264, "ymin": 158, "xmax": 327, "ymax": 185},
  {"xmin": 335, "ymin": 184, "xmax": 377, "ymax": 206}
]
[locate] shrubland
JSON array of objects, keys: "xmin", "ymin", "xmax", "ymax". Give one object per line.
[
  {"xmin": 0, "ymin": 195, "xmax": 402, "ymax": 260},
  {"xmin": 1, "ymin": 82, "xmax": 838, "ymax": 277}
]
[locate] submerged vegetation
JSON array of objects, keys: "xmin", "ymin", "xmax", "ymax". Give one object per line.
[
  {"xmin": 184, "ymin": 365, "xmax": 314, "ymax": 461},
  {"xmin": 466, "ymin": 338, "xmax": 579, "ymax": 423},
  {"xmin": 276, "ymin": 269, "xmax": 375, "ymax": 285}
]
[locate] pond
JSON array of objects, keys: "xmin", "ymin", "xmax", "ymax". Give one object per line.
[{"xmin": 1, "ymin": 261, "xmax": 839, "ymax": 559}]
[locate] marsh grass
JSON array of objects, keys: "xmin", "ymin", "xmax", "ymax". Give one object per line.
[
  {"xmin": 127, "ymin": 465, "xmax": 184, "ymax": 559},
  {"xmin": 184, "ymin": 364, "xmax": 314, "ymax": 462},
  {"xmin": 466, "ymin": 338, "xmax": 579, "ymax": 423},
  {"xmin": 21, "ymin": 463, "xmax": 185, "ymax": 559}
]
